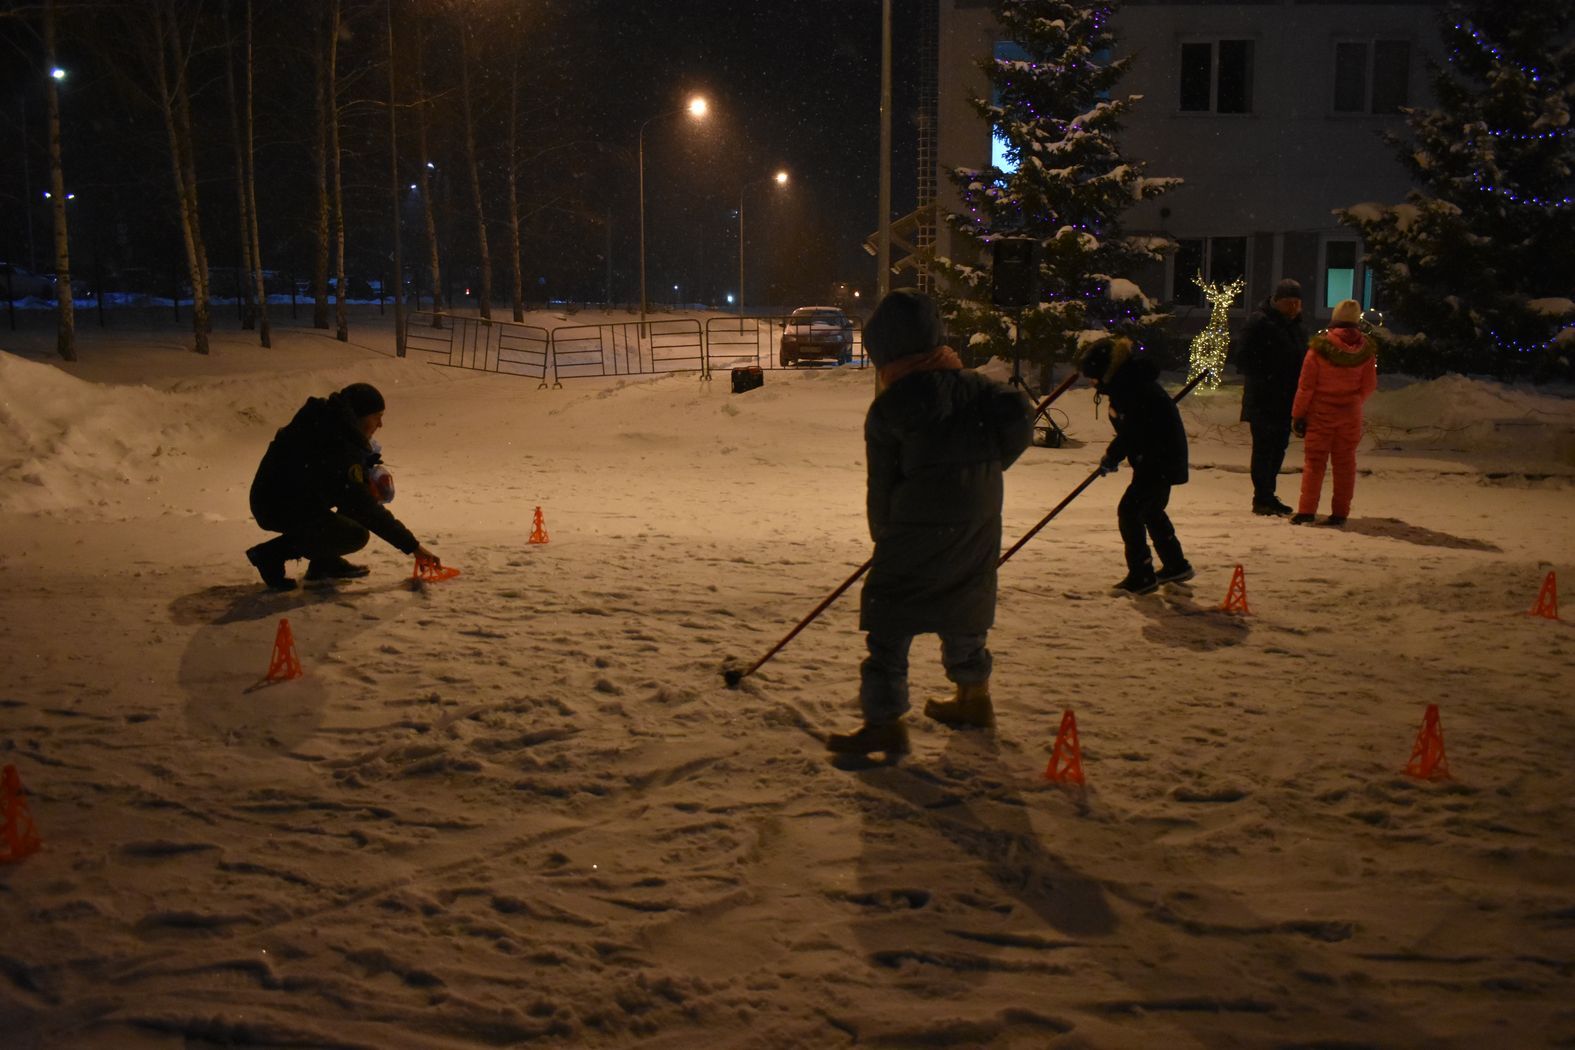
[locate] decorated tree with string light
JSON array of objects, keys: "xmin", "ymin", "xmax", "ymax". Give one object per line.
[
  {"xmin": 933, "ymin": 0, "xmax": 1179, "ymax": 375},
  {"xmin": 1337, "ymin": 4, "xmax": 1575, "ymax": 379}
]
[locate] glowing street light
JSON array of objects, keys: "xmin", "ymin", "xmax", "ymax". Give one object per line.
[
  {"xmin": 638, "ymin": 93, "xmax": 707, "ymax": 335},
  {"xmin": 739, "ymin": 169, "xmax": 788, "ymax": 322},
  {"xmin": 50, "ymin": 68, "xmax": 66, "ymax": 81}
]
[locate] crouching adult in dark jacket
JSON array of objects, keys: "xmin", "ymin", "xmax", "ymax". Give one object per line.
[
  {"xmin": 245, "ymin": 382, "xmax": 437, "ymax": 591},
  {"xmin": 1081, "ymin": 337, "xmax": 1192, "ymax": 596},
  {"xmin": 827, "ymin": 291, "xmax": 1033, "ymax": 760},
  {"xmin": 1237, "ymin": 279, "xmax": 1306, "ymax": 515}
]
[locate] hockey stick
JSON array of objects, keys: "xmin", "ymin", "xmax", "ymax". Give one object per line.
[{"xmin": 721, "ymin": 369, "xmax": 1082, "ymax": 688}]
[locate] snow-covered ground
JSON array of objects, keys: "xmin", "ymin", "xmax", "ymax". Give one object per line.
[{"xmin": 2, "ymin": 311, "xmax": 1573, "ymax": 1049}]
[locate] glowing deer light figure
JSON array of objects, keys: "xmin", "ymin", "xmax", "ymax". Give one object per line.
[{"xmin": 1187, "ymin": 273, "xmax": 1245, "ymax": 390}]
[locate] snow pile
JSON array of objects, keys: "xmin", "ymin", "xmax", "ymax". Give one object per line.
[{"xmin": 0, "ymin": 352, "xmax": 217, "ymax": 515}]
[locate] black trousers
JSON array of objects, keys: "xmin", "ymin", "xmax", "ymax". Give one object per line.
[
  {"xmin": 1117, "ymin": 473, "xmax": 1185, "ymax": 575},
  {"xmin": 1249, "ymin": 418, "xmax": 1292, "ymax": 503},
  {"xmin": 252, "ymin": 507, "xmax": 370, "ymax": 565}
]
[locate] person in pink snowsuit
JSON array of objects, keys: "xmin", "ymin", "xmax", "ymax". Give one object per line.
[{"xmin": 1290, "ymin": 299, "xmax": 1377, "ymax": 526}]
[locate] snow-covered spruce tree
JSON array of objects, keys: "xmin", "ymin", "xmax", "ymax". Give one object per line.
[
  {"xmin": 934, "ymin": 0, "xmax": 1178, "ymax": 375},
  {"xmin": 1337, "ymin": 5, "xmax": 1575, "ymax": 380}
]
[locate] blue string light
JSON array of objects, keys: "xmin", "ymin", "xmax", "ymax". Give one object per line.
[
  {"xmin": 1453, "ymin": 22, "xmax": 1545, "ymax": 84},
  {"xmin": 1472, "ymin": 177, "xmax": 1574, "ymax": 209}
]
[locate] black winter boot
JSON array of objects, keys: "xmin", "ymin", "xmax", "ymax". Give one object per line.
[
  {"xmin": 305, "ymin": 556, "xmax": 371, "ymax": 581},
  {"xmin": 246, "ymin": 539, "xmax": 297, "ymax": 591},
  {"xmin": 1111, "ymin": 570, "xmax": 1159, "ymax": 595}
]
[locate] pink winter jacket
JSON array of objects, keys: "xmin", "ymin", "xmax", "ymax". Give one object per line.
[{"xmin": 1292, "ymin": 326, "xmax": 1378, "ymax": 425}]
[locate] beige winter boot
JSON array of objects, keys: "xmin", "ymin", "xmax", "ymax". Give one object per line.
[{"xmin": 923, "ymin": 680, "xmax": 994, "ymax": 728}]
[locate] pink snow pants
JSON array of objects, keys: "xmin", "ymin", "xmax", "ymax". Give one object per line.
[{"xmin": 1298, "ymin": 410, "xmax": 1362, "ymax": 517}]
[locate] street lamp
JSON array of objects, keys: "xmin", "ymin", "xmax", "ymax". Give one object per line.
[
  {"xmin": 739, "ymin": 169, "xmax": 788, "ymax": 323},
  {"xmin": 638, "ymin": 93, "xmax": 707, "ymax": 336}
]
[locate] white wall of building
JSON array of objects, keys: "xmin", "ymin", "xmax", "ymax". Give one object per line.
[{"xmin": 934, "ymin": 0, "xmax": 1444, "ymax": 324}]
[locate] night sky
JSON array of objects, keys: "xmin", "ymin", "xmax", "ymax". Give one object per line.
[
  {"xmin": 0, "ymin": 0, "xmax": 926, "ymax": 312},
  {"xmin": 546, "ymin": 0, "xmax": 923, "ymax": 307}
]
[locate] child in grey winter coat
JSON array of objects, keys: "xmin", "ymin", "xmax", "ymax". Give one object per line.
[{"xmin": 827, "ymin": 291, "xmax": 1033, "ymax": 759}]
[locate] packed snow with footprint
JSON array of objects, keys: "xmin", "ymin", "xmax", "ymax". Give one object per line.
[{"xmin": 2, "ymin": 312, "xmax": 1573, "ymax": 1048}]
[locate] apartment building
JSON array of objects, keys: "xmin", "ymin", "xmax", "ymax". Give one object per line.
[{"xmin": 926, "ymin": 0, "xmax": 1446, "ymax": 326}]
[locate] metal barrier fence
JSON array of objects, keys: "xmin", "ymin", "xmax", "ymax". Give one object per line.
[
  {"xmin": 402, "ymin": 311, "xmax": 864, "ymax": 385},
  {"xmin": 550, "ymin": 318, "xmax": 705, "ymax": 383},
  {"xmin": 404, "ymin": 311, "xmax": 550, "ymax": 386}
]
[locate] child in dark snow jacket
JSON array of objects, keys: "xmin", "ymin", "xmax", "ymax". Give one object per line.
[
  {"xmin": 826, "ymin": 291, "xmax": 1033, "ymax": 760},
  {"xmin": 1290, "ymin": 298, "xmax": 1378, "ymax": 526},
  {"xmin": 1080, "ymin": 337, "xmax": 1192, "ymax": 596}
]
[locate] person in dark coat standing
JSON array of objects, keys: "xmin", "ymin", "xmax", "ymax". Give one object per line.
[
  {"xmin": 827, "ymin": 291, "xmax": 1033, "ymax": 759},
  {"xmin": 246, "ymin": 382, "xmax": 437, "ymax": 591},
  {"xmin": 1236, "ymin": 278, "xmax": 1306, "ymax": 516},
  {"xmin": 1080, "ymin": 337, "xmax": 1192, "ymax": 595}
]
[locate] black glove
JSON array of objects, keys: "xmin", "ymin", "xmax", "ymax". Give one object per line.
[
  {"xmin": 1292, "ymin": 417, "xmax": 1307, "ymax": 438},
  {"xmin": 1098, "ymin": 454, "xmax": 1121, "ymax": 476}
]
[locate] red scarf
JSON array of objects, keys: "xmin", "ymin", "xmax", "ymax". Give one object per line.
[{"xmin": 878, "ymin": 345, "xmax": 964, "ymax": 388}]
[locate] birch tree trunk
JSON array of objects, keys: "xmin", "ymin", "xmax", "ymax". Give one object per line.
[
  {"xmin": 414, "ymin": 21, "xmax": 442, "ymax": 323},
  {"xmin": 151, "ymin": 2, "xmax": 209, "ymax": 355},
  {"xmin": 242, "ymin": 0, "xmax": 271, "ymax": 347},
  {"xmin": 224, "ymin": 0, "xmax": 258, "ymax": 333},
  {"xmin": 386, "ymin": 0, "xmax": 405, "ymax": 356},
  {"xmin": 506, "ymin": 51, "xmax": 523, "ymax": 322},
  {"xmin": 458, "ymin": 20, "xmax": 490, "ymax": 321},
  {"xmin": 311, "ymin": 4, "xmax": 331, "ymax": 329},
  {"xmin": 328, "ymin": 0, "xmax": 348, "ymax": 341},
  {"xmin": 43, "ymin": 0, "xmax": 75, "ymax": 362},
  {"xmin": 173, "ymin": 15, "xmax": 211, "ymax": 335}
]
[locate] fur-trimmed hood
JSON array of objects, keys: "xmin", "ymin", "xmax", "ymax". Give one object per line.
[{"xmin": 1310, "ymin": 327, "xmax": 1377, "ymax": 367}]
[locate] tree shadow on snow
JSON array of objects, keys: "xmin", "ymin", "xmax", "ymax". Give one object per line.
[{"xmin": 1338, "ymin": 516, "xmax": 1501, "ymax": 552}]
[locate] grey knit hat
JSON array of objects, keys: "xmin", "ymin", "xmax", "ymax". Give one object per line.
[{"xmin": 864, "ymin": 290, "xmax": 945, "ymax": 366}]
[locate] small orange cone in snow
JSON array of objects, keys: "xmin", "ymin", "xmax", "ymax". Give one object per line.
[
  {"xmin": 0, "ymin": 765, "xmax": 42, "ymax": 863},
  {"xmin": 412, "ymin": 555, "xmax": 461, "ymax": 582},
  {"xmin": 1043, "ymin": 709, "xmax": 1086, "ymax": 786},
  {"xmin": 1403, "ymin": 703, "xmax": 1451, "ymax": 781},
  {"xmin": 1219, "ymin": 564, "xmax": 1251, "ymax": 614},
  {"xmin": 1527, "ymin": 570, "xmax": 1559, "ymax": 621},
  {"xmin": 265, "ymin": 618, "xmax": 304, "ymax": 683},
  {"xmin": 528, "ymin": 506, "xmax": 550, "ymax": 545}
]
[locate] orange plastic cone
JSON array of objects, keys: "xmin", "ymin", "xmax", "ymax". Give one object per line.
[
  {"xmin": 1403, "ymin": 703, "xmax": 1451, "ymax": 781},
  {"xmin": 528, "ymin": 506, "xmax": 550, "ymax": 545},
  {"xmin": 1219, "ymin": 564, "xmax": 1251, "ymax": 614},
  {"xmin": 1043, "ymin": 709, "xmax": 1086, "ymax": 786},
  {"xmin": 1527, "ymin": 570, "xmax": 1559, "ymax": 621},
  {"xmin": 0, "ymin": 764, "xmax": 42, "ymax": 863},
  {"xmin": 265, "ymin": 618, "xmax": 303, "ymax": 682},
  {"xmin": 412, "ymin": 555, "xmax": 461, "ymax": 582}
]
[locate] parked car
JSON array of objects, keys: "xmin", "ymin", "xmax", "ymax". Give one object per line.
[
  {"xmin": 0, "ymin": 262, "xmax": 58, "ymax": 300},
  {"xmin": 779, "ymin": 306, "xmax": 855, "ymax": 367}
]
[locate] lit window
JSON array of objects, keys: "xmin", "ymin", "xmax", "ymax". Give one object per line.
[
  {"xmin": 1324, "ymin": 242, "xmax": 1357, "ymax": 307},
  {"xmin": 991, "ymin": 40, "xmax": 1031, "ymax": 175},
  {"xmin": 1179, "ymin": 40, "xmax": 1254, "ymax": 114}
]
